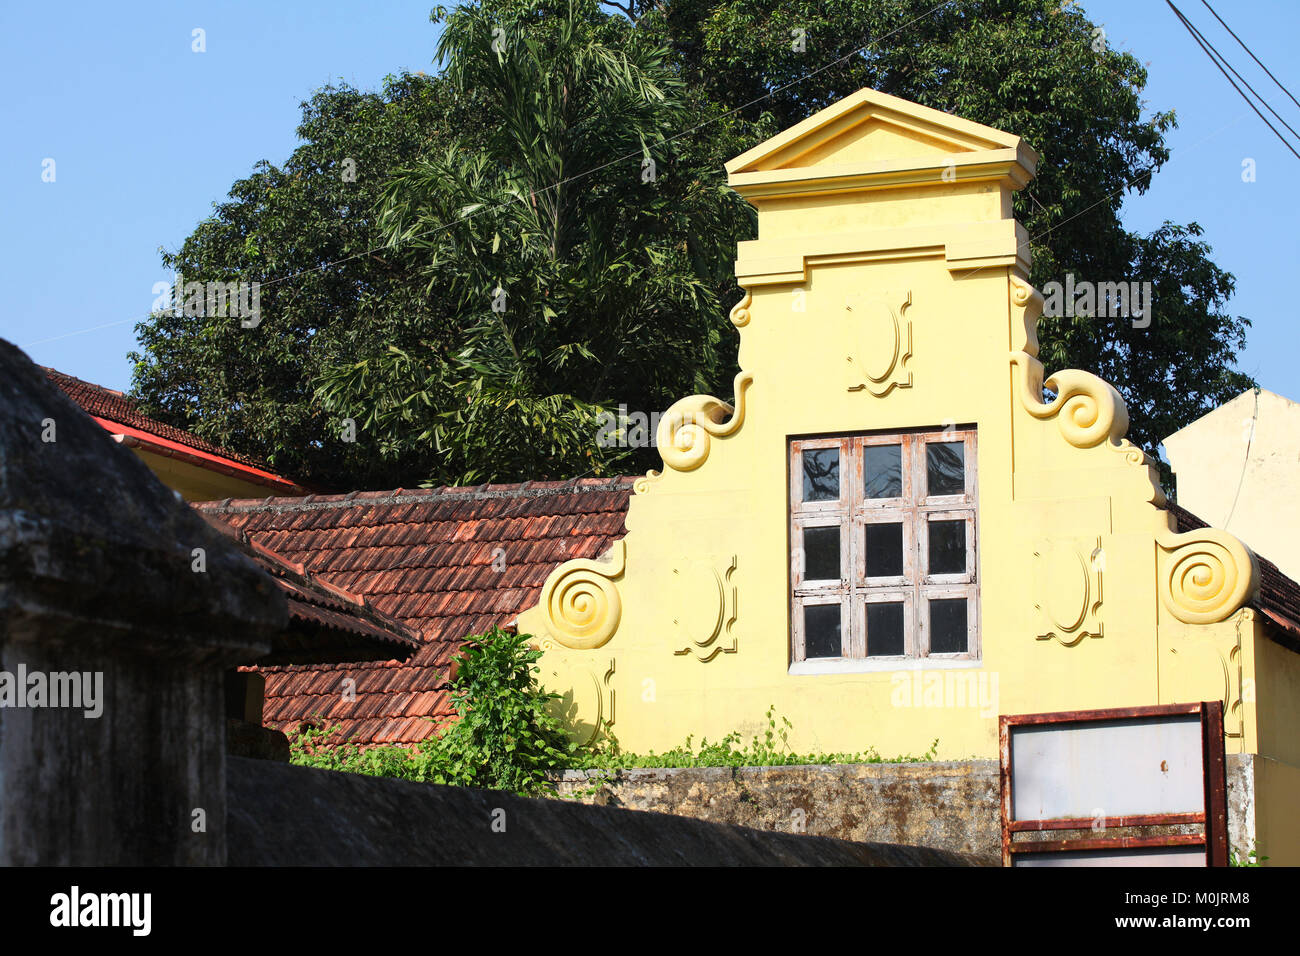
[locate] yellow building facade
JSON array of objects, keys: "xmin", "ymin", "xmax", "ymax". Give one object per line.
[{"xmin": 517, "ymin": 90, "xmax": 1300, "ymax": 858}]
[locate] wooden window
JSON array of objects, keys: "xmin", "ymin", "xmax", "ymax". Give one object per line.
[{"xmin": 790, "ymin": 428, "xmax": 979, "ymax": 664}]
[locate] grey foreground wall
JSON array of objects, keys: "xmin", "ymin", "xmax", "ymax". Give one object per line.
[
  {"xmin": 556, "ymin": 755, "xmax": 1259, "ymax": 862},
  {"xmin": 0, "ymin": 340, "xmax": 282, "ymax": 865},
  {"xmin": 227, "ymin": 757, "xmax": 982, "ymax": 866}
]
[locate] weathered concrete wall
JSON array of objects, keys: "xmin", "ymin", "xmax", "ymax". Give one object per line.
[
  {"xmin": 227, "ymin": 758, "xmax": 983, "ymax": 866},
  {"xmin": 556, "ymin": 756, "xmax": 1259, "ymax": 864},
  {"xmin": 0, "ymin": 338, "xmax": 282, "ymax": 865},
  {"xmin": 557, "ymin": 761, "xmax": 999, "ymax": 861}
]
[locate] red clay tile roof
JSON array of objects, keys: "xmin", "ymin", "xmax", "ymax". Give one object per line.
[
  {"xmin": 205, "ymin": 521, "xmax": 423, "ymax": 666},
  {"xmin": 44, "ymin": 367, "xmax": 304, "ymax": 493},
  {"xmin": 195, "ymin": 477, "xmax": 635, "ymax": 746},
  {"xmin": 1170, "ymin": 502, "xmax": 1300, "ymax": 651}
]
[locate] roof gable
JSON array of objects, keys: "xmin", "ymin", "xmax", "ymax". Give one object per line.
[
  {"xmin": 725, "ymin": 88, "xmax": 1037, "ymax": 199},
  {"xmin": 728, "ymin": 88, "xmax": 1019, "ymax": 173}
]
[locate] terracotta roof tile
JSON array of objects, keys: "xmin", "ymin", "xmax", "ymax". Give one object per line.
[
  {"xmin": 44, "ymin": 367, "xmax": 304, "ymax": 492},
  {"xmin": 197, "ymin": 476, "xmax": 634, "ymax": 745}
]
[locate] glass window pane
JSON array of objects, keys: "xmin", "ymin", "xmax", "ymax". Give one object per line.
[
  {"xmin": 802, "ymin": 448, "xmax": 839, "ymax": 502},
  {"xmin": 804, "ymin": 604, "xmax": 842, "ymax": 658},
  {"xmin": 864, "ymin": 522, "xmax": 904, "ymax": 578},
  {"xmin": 867, "ymin": 602, "xmax": 905, "ymax": 657},
  {"xmin": 929, "ymin": 599, "xmax": 968, "ymax": 654},
  {"xmin": 802, "ymin": 526, "xmax": 840, "ymax": 581},
  {"xmin": 864, "ymin": 444, "xmax": 902, "ymax": 498},
  {"xmin": 928, "ymin": 519, "xmax": 967, "ymax": 575},
  {"xmin": 926, "ymin": 441, "xmax": 965, "ymax": 496}
]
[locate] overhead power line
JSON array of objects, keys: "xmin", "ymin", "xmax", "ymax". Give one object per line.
[
  {"xmin": 1200, "ymin": 0, "xmax": 1300, "ymax": 112},
  {"xmin": 1165, "ymin": 0, "xmax": 1300, "ymax": 161},
  {"xmin": 25, "ymin": 1, "xmax": 957, "ymax": 350}
]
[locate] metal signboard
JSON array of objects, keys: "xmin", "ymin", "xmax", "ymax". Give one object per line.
[{"xmin": 1000, "ymin": 702, "xmax": 1228, "ymax": 867}]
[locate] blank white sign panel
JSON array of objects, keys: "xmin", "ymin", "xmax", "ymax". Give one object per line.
[
  {"xmin": 1014, "ymin": 845, "xmax": 1205, "ymax": 867},
  {"xmin": 1011, "ymin": 715, "xmax": 1203, "ymax": 821}
]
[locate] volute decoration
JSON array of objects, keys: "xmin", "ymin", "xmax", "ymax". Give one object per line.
[
  {"xmin": 536, "ymin": 541, "xmax": 626, "ymax": 649},
  {"xmin": 632, "ymin": 471, "xmax": 662, "ymax": 495},
  {"xmin": 1008, "ymin": 275, "xmax": 1043, "ymax": 356},
  {"xmin": 655, "ymin": 371, "xmax": 755, "ymax": 473},
  {"xmin": 729, "ymin": 290, "xmax": 753, "ymax": 328},
  {"xmin": 1010, "ymin": 353, "xmax": 1128, "ymax": 449},
  {"xmin": 1155, "ymin": 527, "xmax": 1259, "ymax": 625}
]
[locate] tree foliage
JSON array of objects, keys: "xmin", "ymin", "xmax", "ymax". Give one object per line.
[
  {"xmin": 131, "ymin": 0, "xmax": 1252, "ymax": 486},
  {"xmin": 130, "ymin": 74, "xmax": 482, "ymax": 488},
  {"xmin": 314, "ymin": 0, "xmax": 750, "ymax": 483},
  {"xmin": 643, "ymin": 0, "xmax": 1252, "ymax": 450}
]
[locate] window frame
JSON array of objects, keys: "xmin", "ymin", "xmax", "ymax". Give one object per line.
[{"xmin": 789, "ymin": 427, "xmax": 981, "ymax": 669}]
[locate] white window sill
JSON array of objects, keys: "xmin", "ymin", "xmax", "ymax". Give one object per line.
[{"xmin": 788, "ymin": 656, "xmax": 983, "ymax": 676}]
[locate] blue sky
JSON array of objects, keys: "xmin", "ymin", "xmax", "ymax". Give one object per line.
[{"xmin": 3, "ymin": 1, "xmax": 1297, "ymax": 427}]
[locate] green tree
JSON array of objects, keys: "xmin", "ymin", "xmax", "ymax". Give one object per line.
[
  {"xmin": 132, "ymin": 0, "xmax": 1251, "ymax": 484},
  {"xmin": 129, "ymin": 73, "xmax": 486, "ymax": 489},
  {"xmin": 642, "ymin": 0, "xmax": 1253, "ymax": 451},
  {"xmin": 314, "ymin": 0, "xmax": 751, "ymax": 483}
]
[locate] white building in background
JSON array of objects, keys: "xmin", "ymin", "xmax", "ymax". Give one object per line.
[{"xmin": 1164, "ymin": 388, "xmax": 1300, "ymax": 582}]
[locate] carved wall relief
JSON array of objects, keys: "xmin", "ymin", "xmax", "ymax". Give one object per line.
[
  {"xmin": 538, "ymin": 652, "xmax": 616, "ymax": 746},
  {"xmin": 1164, "ymin": 613, "xmax": 1246, "ymax": 742},
  {"xmin": 1032, "ymin": 536, "xmax": 1104, "ymax": 646},
  {"xmin": 846, "ymin": 290, "xmax": 912, "ymax": 396},
  {"xmin": 670, "ymin": 555, "xmax": 739, "ymax": 662}
]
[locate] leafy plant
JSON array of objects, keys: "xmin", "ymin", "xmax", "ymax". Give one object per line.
[
  {"xmin": 584, "ymin": 706, "xmax": 939, "ymax": 769},
  {"xmin": 289, "ymin": 626, "xmax": 576, "ymax": 796},
  {"xmin": 1229, "ymin": 841, "xmax": 1267, "ymax": 867},
  {"xmin": 419, "ymin": 627, "xmax": 578, "ymax": 794},
  {"xmin": 289, "ymin": 659, "xmax": 943, "ymax": 796}
]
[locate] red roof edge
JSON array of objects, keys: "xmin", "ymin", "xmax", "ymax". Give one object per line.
[
  {"xmin": 45, "ymin": 366, "xmax": 309, "ymax": 494},
  {"xmin": 109, "ymin": 426, "xmax": 305, "ymax": 494}
]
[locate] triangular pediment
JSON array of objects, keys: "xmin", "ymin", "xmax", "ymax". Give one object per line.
[{"xmin": 726, "ymin": 88, "xmax": 1035, "ymax": 188}]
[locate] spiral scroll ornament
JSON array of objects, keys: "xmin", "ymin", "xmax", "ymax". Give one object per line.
[
  {"xmin": 1010, "ymin": 355, "xmax": 1128, "ymax": 449},
  {"xmin": 538, "ymin": 541, "xmax": 627, "ymax": 649},
  {"xmin": 1156, "ymin": 528, "xmax": 1258, "ymax": 625},
  {"xmin": 729, "ymin": 290, "xmax": 753, "ymax": 328},
  {"xmin": 1009, "ymin": 275, "xmax": 1043, "ymax": 357},
  {"xmin": 656, "ymin": 372, "xmax": 755, "ymax": 473},
  {"xmin": 633, "ymin": 470, "xmax": 662, "ymax": 496}
]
